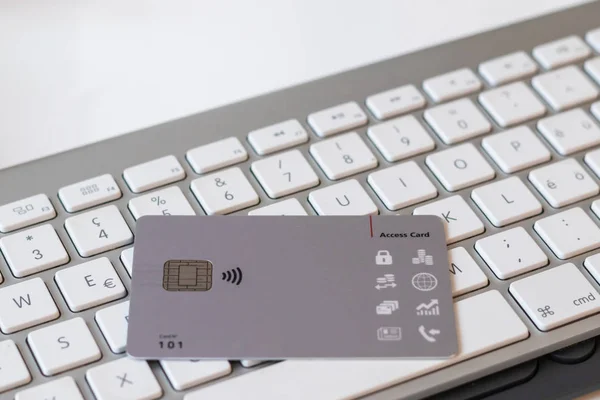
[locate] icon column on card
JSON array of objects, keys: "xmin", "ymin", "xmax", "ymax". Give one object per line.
[{"xmin": 376, "ymin": 250, "xmax": 393, "ymax": 265}]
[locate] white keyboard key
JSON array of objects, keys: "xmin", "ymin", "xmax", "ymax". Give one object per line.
[
  {"xmin": 366, "ymin": 84, "xmax": 426, "ymax": 119},
  {"xmin": 476, "ymin": 227, "xmax": 548, "ymax": 280},
  {"xmin": 0, "ymin": 340, "xmax": 31, "ymax": 392},
  {"xmin": 367, "ymin": 161, "xmax": 437, "ymax": 211},
  {"xmin": 478, "ymin": 51, "xmax": 538, "ymax": 86},
  {"xmin": 308, "ymin": 102, "xmax": 368, "ymax": 137},
  {"xmin": 0, "ymin": 277, "xmax": 59, "ymax": 334},
  {"xmin": 0, "ymin": 194, "xmax": 56, "ymax": 233},
  {"xmin": 535, "ymin": 207, "xmax": 600, "ymax": 259},
  {"xmin": 58, "ymin": 174, "xmax": 121, "ymax": 213},
  {"xmin": 240, "ymin": 360, "xmax": 265, "ymax": 368},
  {"xmin": 248, "ymin": 119, "xmax": 309, "ymax": 155},
  {"xmin": 585, "ymin": 57, "xmax": 600, "ymax": 85},
  {"xmin": 190, "ymin": 167, "xmax": 259, "ymax": 215},
  {"xmin": 529, "ymin": 159, "xmax": 599, "ymax": 208},
  {"xmin": 65, "ymin": 205, "xmax": 133, "ymax": 257},
  {"xmin": 15, "ymin": 377, "xmax": 83, "ymax": 400},
  {"xmin": 424, "ymin": 99, "xmax": 491, "ymax": 144},
  {"xmin": 186, "ymin": 137, "xmax": 248, "ymax": 174},
  {"xmin": 309, "ymin": 179, "xmax": 378, "ymax": 216},
  {"xmin": 584, "ymin": 253, "xmax": 600, "ymax": 284},
  {"xmin": 87, "ymin": 358, "xmax": 162, "ymax": 400},
  {"xmin": 510, "ymin": 263, "xmax": 600, "ymax": 331},
  {"xmin": 248, "ymin": 199, "xmax": 308, "ymax": 216},
  {"xmin": 95, "ymin": 301, "xmax": 129, "ymax": 353},
  {"xmin": 538, "ymin": 108, "xmax": 600, "ymax": 155},
  {"xmin": 121, "ymin": 247, "xmax": 134, "ymax": 276},
  {"xmin": 586, "ymin": 148, "xmax": 600, "ymax": 179},
  {"xmin": 161, "ymin": 360, "xmax": 232, "ymax": 390},
  {"xmin": 594, "ymin": 200, "xmax": 600, "ymax": 220},
  {"xmin": 309, "ymin": 132, "xmax": 378, "ymax": 180},
  {"xmin": 123, "ymin": 155, "xmax": 185, "ymax": 193},
  {"xmin": 479, "ymin": 82, "xmax": 546, "ymax": 127},
  {"xmin": 532, "ymin": 66, "xmax": 599, "ymax": 111},
  {"xmin": 423, "ymin": 68, "xmax": 482, "ymax": 102},
  {"xmin": 55, "ymin": 257, "xmax": 126, "ymax": 312},
  {"xmin": 28, "ymin": 317, "xmax": 101, "ymax": 376},
  {"xmin": 251, "ymin": 150, "xmax": 319, "ymax": 198},
  {"xmin": 0, "ymin": 224, "xmax": 69, "ymax": 277},
  {"xmin": 471, "ymin": 177, "xmax": 543, "ymax": 227},
  {"xmin": 587, "ymin": 28, "xmax": 600, "ymax": 52},
  {"xmin": 533, "ymin": 35, "xmax": 592, "ymax": 69},
  {"xmin": 594, "ymin": 101, "xmax": 600, "ymax": 121},
  {"xmin": 413, "ymin": 195, "xmax": 484, "ymax": 244},
  {"xmin": 448, "ymin": 247, "xmax": 488, "ymax": 297},
  {"xmin": 186, "ymin": 290, "xmax": 528, "ymax": 400},
  {"xmin": 425, "ymin": 143, "xmax": 495, "ymax": 192},
  {"xmin": 367, "ymin": 115, "xmax": 435, "ymax": 162},
  {"xmin": 482, "ymin": 126, "xmax": 551, "ymax": 173},
  {"xmin": 128, "ymin": 186, "xmax": 195, "ymax": 219}
]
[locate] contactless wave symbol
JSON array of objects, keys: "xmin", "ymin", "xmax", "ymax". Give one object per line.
[{"xmin": 221, "ymin": 267, "xmax": 243, "ymax": 285}]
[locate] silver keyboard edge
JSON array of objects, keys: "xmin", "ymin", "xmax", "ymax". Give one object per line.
[{"xmin": 2, "ymin": 2, "xmax": 600, "ymax": 399}]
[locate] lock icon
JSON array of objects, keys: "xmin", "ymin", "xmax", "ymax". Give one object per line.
[{"xmin": 376, "ymin": 250, "xmax": 393, "ymax": 265}]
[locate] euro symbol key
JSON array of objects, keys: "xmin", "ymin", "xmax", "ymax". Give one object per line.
[{"xmin": 103, "ymin": 278, "xmax": 116, "ymax": 289}]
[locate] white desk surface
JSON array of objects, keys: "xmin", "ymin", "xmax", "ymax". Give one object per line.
[{"xmin": 0, "ymin": 0, "xmax": 588, "ymax": 171}]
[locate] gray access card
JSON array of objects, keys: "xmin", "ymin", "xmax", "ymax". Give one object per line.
[{"xmin": 127, "ymin": 215, "xmax": 458, "ymax": 359}]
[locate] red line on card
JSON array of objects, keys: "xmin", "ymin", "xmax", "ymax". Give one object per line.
[{"xmin": 369, "ymin": 215, "xmax": 373, "ymax": 238}]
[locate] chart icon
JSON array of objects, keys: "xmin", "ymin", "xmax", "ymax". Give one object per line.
[{"xmin": 416, "ymin": 299, "xmax": 440, "ymax": 316}]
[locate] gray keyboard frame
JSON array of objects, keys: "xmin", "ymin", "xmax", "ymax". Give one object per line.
[{"xmin": 2, "ymin": 2, "xmax": 600, "ymax": 399}]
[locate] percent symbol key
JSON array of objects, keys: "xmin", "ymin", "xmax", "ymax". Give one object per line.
[
  {"xmin": 151, "ymin": 196, "xmax": 166, "ymax": 206},
  {"xmin": 128, "ymin": 187, "xmax": 196, "ymax": 219}
]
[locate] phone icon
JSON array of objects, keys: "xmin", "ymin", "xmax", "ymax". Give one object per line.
[{"xmin": 418, "ymin": 325, "xmax": 440, "ymax": 343}]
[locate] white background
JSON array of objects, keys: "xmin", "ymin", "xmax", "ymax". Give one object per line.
[{"xmin": 0, "ymin": 0, "xmax": 589, "ymax": 170}]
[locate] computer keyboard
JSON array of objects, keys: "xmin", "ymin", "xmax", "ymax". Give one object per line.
[{"xmin": 2, "ymin": 2, "xmax": 600, "ymax": 399}]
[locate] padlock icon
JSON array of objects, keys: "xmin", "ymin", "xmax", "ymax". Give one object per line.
[{"xmin": 376, "ymin": 250, "xmax": 393, "ymax": 265}]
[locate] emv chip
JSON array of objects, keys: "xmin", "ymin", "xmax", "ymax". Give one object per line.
[{"xmin": 162, "ymin": 260, "xmax": 213, "ymax": 291}]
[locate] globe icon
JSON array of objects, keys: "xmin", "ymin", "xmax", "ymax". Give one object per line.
[{"xmin": 412, "ymin": 273, "xmax": 438, "ymax": 291}]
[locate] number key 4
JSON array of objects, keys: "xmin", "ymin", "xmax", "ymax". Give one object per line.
[{"xmin": 64, "ymin": 205, "xmax": 133, "ymax": 257}]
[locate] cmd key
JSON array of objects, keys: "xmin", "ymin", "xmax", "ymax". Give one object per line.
[{"xmin": 510, "ymin": 263, "xmax": 600, "ymax": 331}]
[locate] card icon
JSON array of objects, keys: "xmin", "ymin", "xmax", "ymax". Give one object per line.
[
  {"xmin": 376, "ymin": 300, "xmax": 399, "ymax": 315},
  {"xmin": 377, "ymin": 327, "xmax": 402, "ymax": 341}
]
